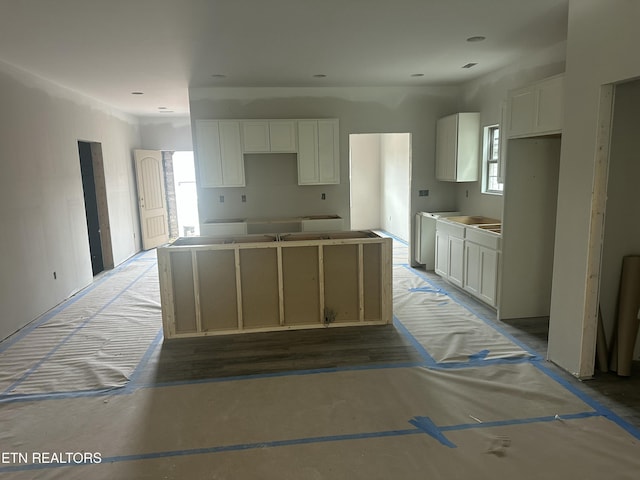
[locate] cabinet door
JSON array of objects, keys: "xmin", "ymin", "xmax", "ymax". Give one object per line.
[
  {"xmin": 269, "ymin": 120, "xmax": 297, "ymax": 152},
  {"xmin": 507, "ymin": 87, "xmax": 537, "ymax": 138},
  {"xmin": 478, "ymin": 247, "xmax": 499, "ymax": 306},
  {"xmin": 242, "ymin": 121, "xmax": 270, "ymax": 153},
  {"xmin": 434, "ymin": 230, "xmax": 449, "ymax": 277},
  {"xmin": 297, "ymin": 120, "xmax": 319, "ymax": 184},
  {"xmin": 535, "ymin": 75, "xmax": 563, "ymax": 134},
  {"xmin": 448, "ymin": 236, "xmax": 464, "ymax": 287},
  {"xmin": 435, "ymin": 114, "xmax": 457, "ymax": 181},
  {"xmin": 195, "ymin": 120, "xmax": 223, "ymax": 187},
  {"xmin": 318, "ymin": 119, "xmax": 339, "ymax": 184},
  {"xmin": 218, "ymin": 121, "xmax": 245, "ymax": 186},
  {"xmin": 464, "ymin": 242, "xmax": 481, "ymax": 296}
]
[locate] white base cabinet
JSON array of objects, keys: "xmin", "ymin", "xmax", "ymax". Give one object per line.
[{"xmin": 436, "ymin": 219, "xmax": 501, "ymax": 308}]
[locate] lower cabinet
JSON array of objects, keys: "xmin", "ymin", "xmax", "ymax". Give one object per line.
[
  {"xmin": 464, "ymin": 241, "xmax": 499, "ymax": 307},
  {"xmin": 435, "ymin": 219, "xmax": 500, "ymax": 308}
]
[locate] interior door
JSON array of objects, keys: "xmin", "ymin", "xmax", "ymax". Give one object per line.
[{"xmin": 134, "ymin": 149, "xmax": 169, "ymax": 250}]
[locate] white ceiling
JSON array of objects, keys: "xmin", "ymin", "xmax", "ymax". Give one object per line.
[{"xmin": 0, "ymin": 0, "xmax": 568, "ymax": 117}]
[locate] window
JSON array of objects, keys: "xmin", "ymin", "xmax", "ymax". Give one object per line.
[{"xmin": 483, "ymin": 125, "xmax": 503, "ymax": 194}]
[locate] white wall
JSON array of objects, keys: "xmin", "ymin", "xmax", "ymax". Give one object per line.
[
  {"xmin": 599, "ymin": 80, "xmax": 640, "ymax": 360},
  {"xmin": 458, "ymin": 41, "xmax": 566, "ymax": 220},
  {"xmin": 139, "ymin": 116, "xmax": 193, "ymax": 151},
  {"xmin": 189, "ymin": 86, "xmax": 460, "ymax": 245},
  {"xmin": 380, "ymin": 133, "xmax": 411, "ymax": 241},
  {"xmin": 349, "ymin": 134, "xmax": 381, "ymax": 230},
  {"xmin": 548, "ymin": 0, "xmax": 640, "ymax": 377},
  {"xmin": 0, "ymin": 61, "xmax": 141, "ymax": 341}
]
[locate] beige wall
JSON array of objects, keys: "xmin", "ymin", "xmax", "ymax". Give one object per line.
[
  {"xmin": 0, "ymin": 61, "xmax": 141, "ymax": 341},
  {"xmin": 548, "ymin": 0, "xmax": 640, "ymax": 377},
  {"xmin": 139, "ymin": 116, "xmax": 193, "ymax": 151}
]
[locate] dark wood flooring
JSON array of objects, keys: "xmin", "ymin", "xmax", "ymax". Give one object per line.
[
  {"xmin": 138, "ymin": 266, "xmax": 640, "ymax": 430},
  {"xmin": 137, "ymin": 325, "xmax": 424, "ymax": 385}
]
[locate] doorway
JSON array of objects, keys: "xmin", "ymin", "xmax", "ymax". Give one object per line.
[
  {"xmin": 78, "ymin": 141, "xmax": 113, "ymax": 276},
  {"xmin": 172, "ymin": 151, "xmax": 200, "ymax": 236},
  {"xmin": 349, "ymin": 133, "xmax": 411, "ymax": 241}
]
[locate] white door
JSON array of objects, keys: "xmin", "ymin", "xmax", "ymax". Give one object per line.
[{"xmin": 134, "ymin": 149, "xmax": 169, "ymax": 250}]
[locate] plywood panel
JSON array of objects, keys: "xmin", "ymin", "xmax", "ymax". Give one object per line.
[
  {"xmin": 323, "ymin": 244, "xmax": 359, "ymax": 323},
  {"xmin": 240, "ymin": 249, "xmax": 280, "ymax": 328},
  {"xmin": 171, "ymin": 252, "xmax": 197, "ymax": 333},
  {"xmin": 282, "ymin": 246, "xmax": 320, "ymax": 325},
  {"xmin": 197, "ymin": 250, "xmax": 238, "ymax": 331},
  {"xmin": 363, "ymin": 243, "xmax": 382, "ymax": 320}
]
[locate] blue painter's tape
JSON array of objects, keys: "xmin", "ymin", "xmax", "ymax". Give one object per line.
[
  {"xmin": 409, "ymin": 416, "xmax": 457, "ymax": 448},
  {"xmin": 0, "ymin": 251, "xmax": 156, "ymax": 355},
  {"xmin": 377, "ymin": 230, "xmax": 408, "ymax": 246},
  {"xmin": 468, "ymin": 349, "xmax": 490, "ymax": 361},
  {"xmin": 532, "ymin": 361, "xmax": 640, "ymax": 441},
  {"xmin": 392, "ymin": 316, "xmax": 436, "ymax": 367},
  {"xmin": 408, "ymin": 286, "xmax": 444, "ymax": 294},
  {"xmin": 1, "ymin": 262, "xmax": 157, "ymax": 395},
  {"xmin": 441, "ymin": 411, "xmax": 601, "ymax": 432},
  {"xmin": 122, "ymin": 328, "xmax": 164, "ymax": 392}
]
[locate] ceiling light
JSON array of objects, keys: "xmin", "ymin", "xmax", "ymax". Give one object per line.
[
  {"xmin": 158, "ymin": 106, "xmax": 168, "ymax": 110},
  {"xmin": 131, "ymin": 91, "xmax": 144, "ymax": 95},
  {"xmin": 462, "ymin": 63, "xmax": 478, "ymax": 69},
  {"xmin": 211, "ymin": 74, "xmax": 226, "ymax": 78},
  {"xmin": 466, "ymin": 36, "xmax": 486, "ymax": 42},
  {"xmin": 411, "ymin": 73, "xmax": 425, "ymax": 77},
  {"xmin": 313, "ymin": 74, "xmax": 327, "ymax": 78}
]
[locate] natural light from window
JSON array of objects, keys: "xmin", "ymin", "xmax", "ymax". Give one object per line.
[{"xmin": 483, "ymin": 125, "xmax": 503, "ymax": 194}]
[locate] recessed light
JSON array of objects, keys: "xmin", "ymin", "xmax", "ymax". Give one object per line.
[
  {"xmin": 131, "ymin": 91, "xmax": 144, "ymax": 95},
  {"xmin": 411, "ymin": 73, "xmax": 425, "ymax": 77},
  {"xmin": 462, "ymin": 63, "xmax": 478, "ymax": 69},
  {"xmin": 313, "ymin": 74, "xmax": 327, "ymax": 78},
  {"xmin": 466, "ymin": 36, "xmax": 486, "ymax": 42},
  {"xmin": 211, "ymin": 74, "xmax": 226, "ymax": 78}
]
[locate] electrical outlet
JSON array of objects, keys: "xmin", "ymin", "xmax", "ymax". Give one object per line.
[
  {"xmin": 53, "ymin": 272, "xmax": 57, "ymax": 280},
  {"xmin": 419, "ymin": 189, "xmax": 429, "ymax": 197},
  {"xmin": 321, "ymin": 193, "xmax": 326, "ymax": 200},
  {"xmin": 219, "ymin": 195, "xmax": 225, "ymax": 203},
  {"xmin": 241, "ymin": 194, "xmax": 246, "ymax": 203},
  {"xmin": 466, "ymin": 190, "xmax": 469, "ymax": 198}
]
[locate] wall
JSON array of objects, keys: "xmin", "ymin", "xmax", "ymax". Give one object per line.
[
  {"xmin": 458, "ymin": 41, "xmax": 567, "ymax": 219},
  {"xmin": 599, "ymin": 80, "xmax": 640, "ymax": 360},
  {"xmin": 189, "ymin": 86, "xmax": 461, "ymax": 246},
  {"xmin": 0, "ymin": 61, "xmax": 141, "ymax": 341},
  {"xmin": 548, "ymin": 0, "xmax": 640, "ymax": 377},
  {"xmin": 349, "ymin": 134, "xmax": 381, "ymax": 230},
  {"xmin": 380, "ymin": 133, "xmax": 411, "ymax": 241},
  {"xmin": 138, "ymin": 116, "xmax": 193, "ymax": 152}
]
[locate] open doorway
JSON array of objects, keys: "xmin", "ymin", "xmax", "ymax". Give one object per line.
[
  {"xmin": 349, "ymin": 133, "xmax": 411, "ymax": 241},
  {"xmin": 78, "ymin": 141, "xmax": 113, "ymax": 276},
  {"xmin": 171, "ymin": 151, "xmax": 200, "ymax": 237}
]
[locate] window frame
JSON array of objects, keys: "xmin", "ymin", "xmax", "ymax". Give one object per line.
[{"xmin": 482, "ymin": 124, "xmax": 503, "ymax": 195}]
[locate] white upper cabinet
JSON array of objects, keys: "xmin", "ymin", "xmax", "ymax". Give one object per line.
[
  {"xmin": 242, "ymin": 121, "xmax": 270, "ymax": 152},
  {"xmin": 435, "ymin": 112, "xmax": 480, "ymax": 182},
  {"xmin": 506, "ymin": 74, "xmax": 564, "ymax": 138},
  {"xmin": 195, "ymin": 120, "xmax": 245, "ymax": 187},
  {"xmin": 242, "ymin": 120, "xmax": 297, "ymax": 153},
  {"xmin": 297, "ymin": 119, "xmax": 340, "ymax": 185},
  {"xmin": 269, "ymin": 120, "xmax": 297, "ymax": 152}
]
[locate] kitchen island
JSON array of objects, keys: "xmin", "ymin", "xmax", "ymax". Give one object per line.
[{"xmin": 157, "ymin": 231, "xmax": 392, "ymax": 339}]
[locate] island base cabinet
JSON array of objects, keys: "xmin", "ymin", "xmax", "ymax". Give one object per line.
[{"xmin": 158, "ymin": 232, "xmax": 392, "ymax": 339}]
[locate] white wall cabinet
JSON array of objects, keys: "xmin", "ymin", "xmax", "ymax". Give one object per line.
[
  {"xmin": 298, "ymin": 119, "xmax": 340, "ymax": 185},
  {"xmin": 435, "ymin": 112, "xmax": 480, "ymax": 182},
  {"xmin": 195, "ymin": 120, "xmax": 245, "ymax": 187},
  {"xmin": 242, "ymin": 120, "xmax": 297, "ymax": 153},
  {"xmin": 506, "ymin": 74, "xmax": 564, "ymax": 139}
]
